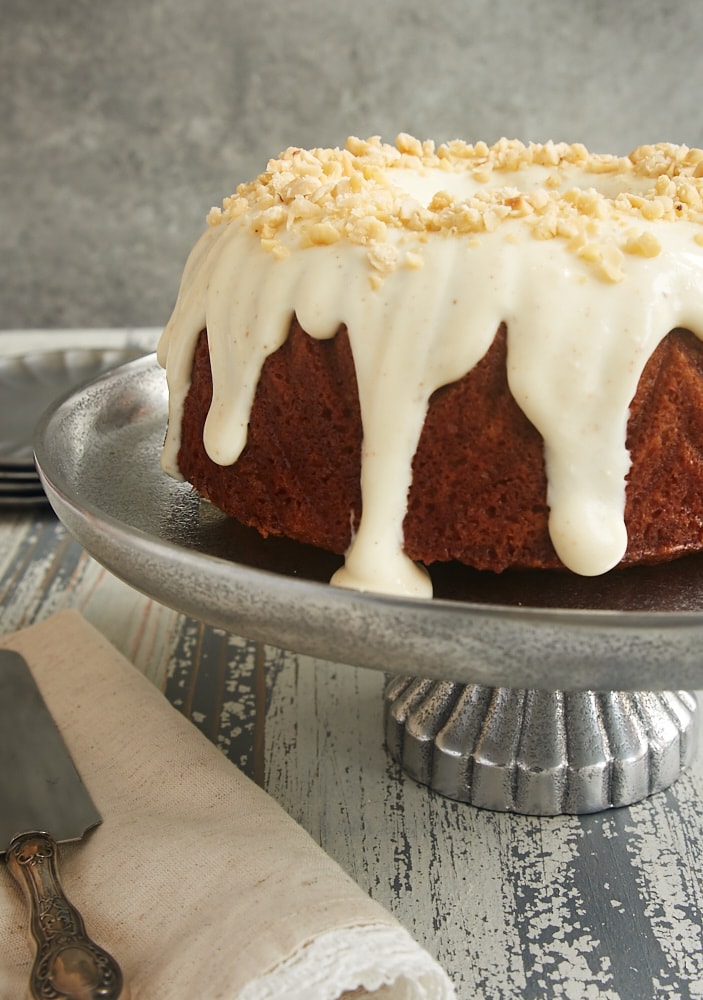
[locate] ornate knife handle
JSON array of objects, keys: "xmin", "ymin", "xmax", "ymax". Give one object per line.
[{"xmin": 7, "ymin": 832, "xmax": 126, "ymax": 1000}]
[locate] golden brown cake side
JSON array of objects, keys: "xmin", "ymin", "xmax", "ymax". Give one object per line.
[
  {"xmin": 179, "ymin": 321, "xmax": 363, "ymax": 555},
  {"xmin": 178, "ymin": 323, "xmax": 703, "ymax": 574}
]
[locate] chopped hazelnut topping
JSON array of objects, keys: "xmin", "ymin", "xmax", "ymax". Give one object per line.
[
  {"xmin": 622, "ymin": 231, "xmax": 662, "ymax": 258},
  {"xmin": 405, "ymin": 250, "xmax": 425, "ymax": 269},
  {"xmin": 207, "ymin": 134, "xmax": 703, "ymax": 283},
  {"xmin": 367, "ymin": 243, "xmax": 398, "ymax": 273},
  {"xmin": 308, "ymin": 222, "xmax": 342, "ymax": 246}
]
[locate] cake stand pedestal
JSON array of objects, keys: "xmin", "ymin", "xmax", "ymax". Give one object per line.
[{"xmin": 384, "ymin": 677, "xmax": 697, "ymax": 814}]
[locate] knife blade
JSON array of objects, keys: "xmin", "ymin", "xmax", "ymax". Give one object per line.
[{"xmin": 0, "ymin": 649, "xmax": 125, "ymax": 999}]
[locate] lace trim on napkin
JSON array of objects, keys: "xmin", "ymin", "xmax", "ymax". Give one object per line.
[{"xmin": 237, "ymin": 923, "xmax": 455, "ymax": 999}]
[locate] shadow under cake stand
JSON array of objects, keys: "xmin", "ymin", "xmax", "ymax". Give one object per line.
[{"xmin": 34, "ymin": 354, "xmax": 703, "ymax": 816}]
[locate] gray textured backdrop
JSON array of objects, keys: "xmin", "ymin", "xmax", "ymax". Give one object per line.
[{"xmin": 3, "ymin": 0, "xmax": 703, "ymax": 330}]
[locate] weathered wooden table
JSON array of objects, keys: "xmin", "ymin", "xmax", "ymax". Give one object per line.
[{"xmin": 1, "ymin": 331, "xmax": 703, "ymax": 999}]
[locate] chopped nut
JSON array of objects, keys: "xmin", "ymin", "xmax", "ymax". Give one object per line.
[
  {"xmin": 472, "ymin": 167, "xmax": 493, "ymax": 184},
  {"xmin": 367, "ymin": 243, "xmax": 398, "ymax": 273},
  {"xmin": 396, "ymin": 133, "xmax": 424, "ymax": 157},
  {"xmin": 622, "ymin": 231, "xmax": 662, "ymax": 258},
  {"xmin": 533, "ymin": 214, "xmax": 559, "ymax": 240},
  {"xmin": 205, "ymin": 133, "xmax": 703, "ymax": 282},
  {"xmin": 206, "ymin": 206, "xmax": 223, "ymax": 227},
  {"xmin": 578, "ymin": 243, "xmax": 625, "ymax": 282},
  {"xmin": 308, "ymin": 222, "xmax": 342, "ymax": 245},
  {"xmin": 600, "ymin": 245, "xmax": 626, "ymax": 282}
]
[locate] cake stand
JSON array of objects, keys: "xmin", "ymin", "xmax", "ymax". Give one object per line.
[{"xmin": 33, "ymin": 355, "xmax": 703, "ymax": 815}]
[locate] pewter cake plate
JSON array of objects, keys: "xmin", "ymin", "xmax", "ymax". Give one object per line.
[{"xmin": 33, "ymin": 354, "xmax": 703, "ymax": 693}]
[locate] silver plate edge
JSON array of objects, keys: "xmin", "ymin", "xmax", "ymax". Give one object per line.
[{"xmin": 33, "ymin": 354, "xmax": 703, "ymax": 692}]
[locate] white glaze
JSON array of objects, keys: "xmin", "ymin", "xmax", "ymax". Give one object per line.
[{"xmin": 158, "ymin": 138, "xmax": 703, "ymax": 597}]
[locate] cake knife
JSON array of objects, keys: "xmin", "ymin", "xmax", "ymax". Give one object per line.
[{"xmin": 0, "ymin": 649, "xmax": 125, "ymax": 999}]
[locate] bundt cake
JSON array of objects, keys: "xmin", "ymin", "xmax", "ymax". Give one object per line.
[{"xmin": 157, "ymin": 134, "xmax": 703, "ymax": 598}]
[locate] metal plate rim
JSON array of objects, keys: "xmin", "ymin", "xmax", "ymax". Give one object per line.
[{"xmin": 33, "ymin": 354, "xmax": 703, "ymax": 691}]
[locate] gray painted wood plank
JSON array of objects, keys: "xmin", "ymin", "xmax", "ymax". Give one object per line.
[{"xmin": 263, "ymin": 649, "xmax": 703, "ymax": 998}]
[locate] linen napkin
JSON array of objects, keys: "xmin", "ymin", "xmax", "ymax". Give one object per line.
[{"xmin": 0, "ymin": 610, "xmax": 455, "ymax": 1000}]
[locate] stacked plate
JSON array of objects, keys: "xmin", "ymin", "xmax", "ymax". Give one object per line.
[
  {"xmin": 0, "ymin": 462, "xmax": 47, "ymax": 506},
  {"xmin": 0, "ymin": 329, "xmax": 160, "ymax": 510}
]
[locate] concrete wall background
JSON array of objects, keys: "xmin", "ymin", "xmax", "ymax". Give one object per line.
[{"xmin": 3, "ymin": 0, "xmax": 703, "ymax": 330}]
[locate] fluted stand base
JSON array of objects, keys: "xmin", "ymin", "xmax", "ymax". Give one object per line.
[{"xmin": 384, "ymin": 677, "xmax": 698, "ymax": 814}]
